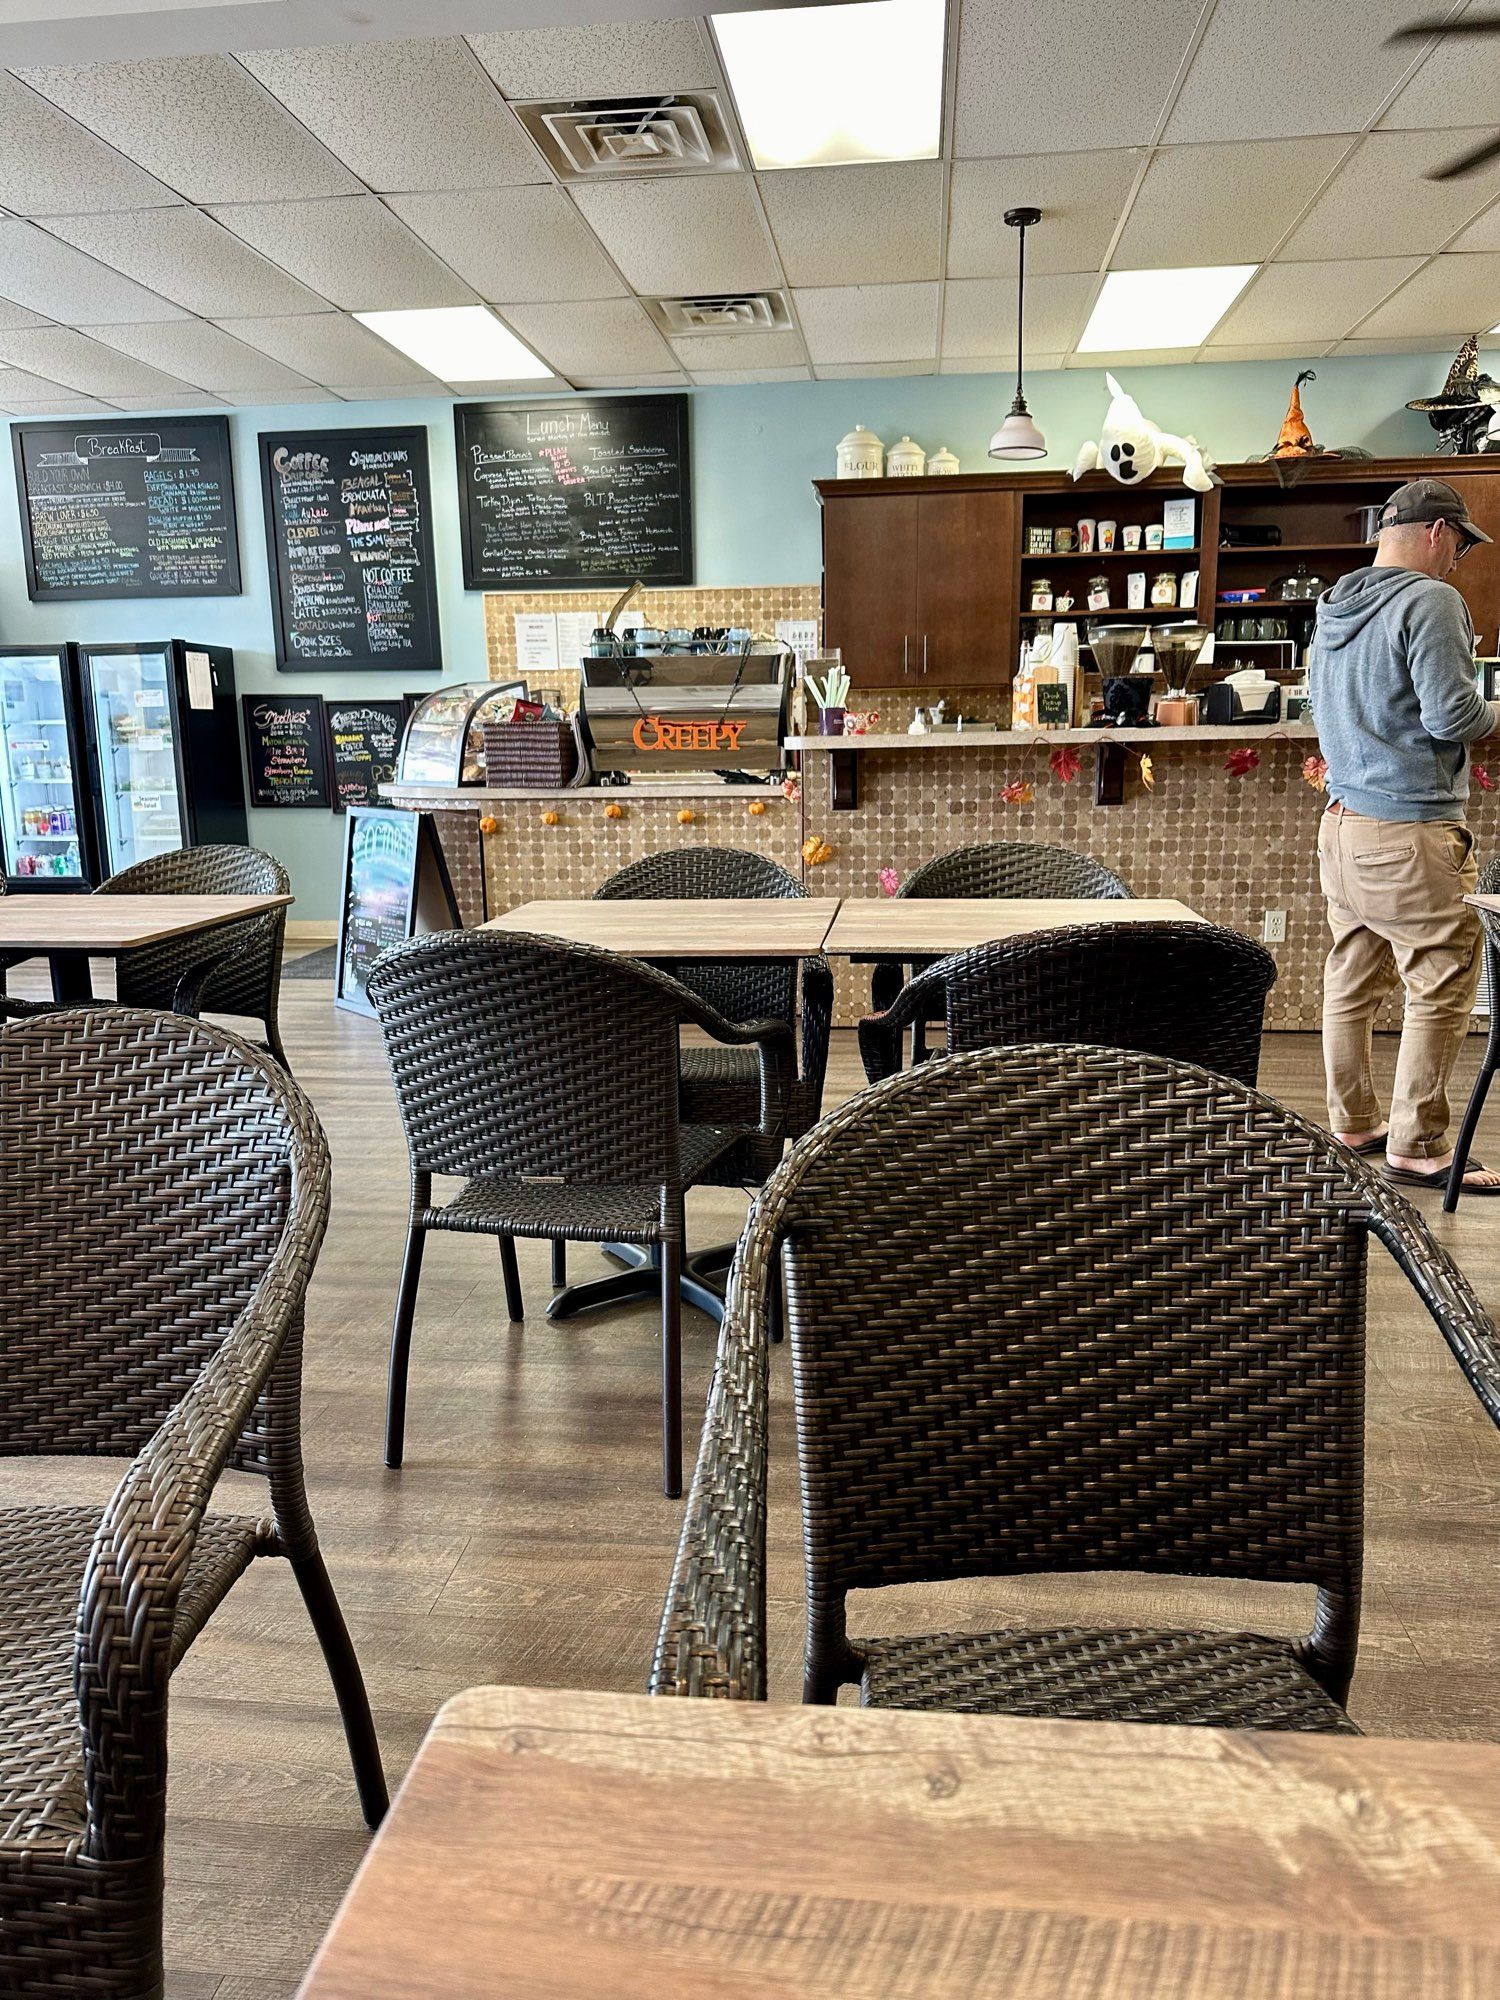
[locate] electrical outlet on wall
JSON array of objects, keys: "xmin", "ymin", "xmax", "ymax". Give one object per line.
[{"xmin": 1263, "ymin": 909, "xmax": 1287, "ymax": 944}]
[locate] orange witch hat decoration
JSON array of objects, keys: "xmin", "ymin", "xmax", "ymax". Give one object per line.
[{"xmin": 1272, "ymin": 369, "xmax": 1318, "ymax": 457}]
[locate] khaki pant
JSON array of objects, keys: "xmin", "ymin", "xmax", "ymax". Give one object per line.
[{"xmin": 1318, "ymin": 808, "xmax": 1480, "ymax": 1158}]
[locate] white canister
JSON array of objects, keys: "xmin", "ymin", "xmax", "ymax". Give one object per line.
[
  {"xmin": 836, "ymin": 423, "xmax": 885, "ymax": 478},
  {"xmin": 928, "ymin": 445, "xmax": 960, "ymax": 476},
  {"xmin": 887, "ymin": 434, "xmax": 926, "ymax": 477}
]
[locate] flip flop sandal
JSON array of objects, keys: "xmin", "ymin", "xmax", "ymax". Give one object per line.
[
  {"xmin": 1385, "ymin": 1157, "xmax": 1500, "ymax": 1195},
  {"xmin": 1347, "ymin": 1134, "xmax": 1388, "ymax": 1156}
]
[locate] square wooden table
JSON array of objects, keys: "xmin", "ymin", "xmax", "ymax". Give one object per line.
[
  {"xmin": 825, "ymin": 896, "xmax": 1204, "ymax": 959},
  {"xmin": 297, "ymin": 1684, "xmax": 1500, "ymax": 2000},
  {"xmin": 0, "ymin": 893, "xmax": 294, "ymax": 1002},
  {"xmin": 488, "ymin": 898, "xmax": 842, "ymax": 959}
]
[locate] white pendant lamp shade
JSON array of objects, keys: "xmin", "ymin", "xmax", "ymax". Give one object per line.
[
  {"xmin": 989, "ymin": 204, "xmax": 1047, "ymax": 462},
  {"xmin": 990, "ymin": 402, "xmax": 1047, "ymax": 460}
]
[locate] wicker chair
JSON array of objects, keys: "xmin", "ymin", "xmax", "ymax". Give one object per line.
[
  {"xmin": 366, "ymin": 930, "xmax": 794, "ymax": 1497},
  {"xmin": 100, "ymin": 845, "xmax": 291, "ymax": 1067},
  {"xmin": 860, "ymin": 922, "xmax": 1277, "ymax": 1088},
  {"xmin": 1446, "ymin": 852, "xmax": 1500, "ymax": 1210},
  {"xmin": 0, "ymin": 1008, "xmax": 386, "ymax": 2000},
  {"xmin": 652, "ymin": 1043, "xmax": 1499, "ymax": 1727}
]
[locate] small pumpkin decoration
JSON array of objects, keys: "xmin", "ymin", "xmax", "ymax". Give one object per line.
[
  {"xmin": 541, "ymin": 809, "xmax": 561, "ymax": 826},
  {"xmin": 604, "ymin": 801, "xmax": 624, "ymax": 819},
  {"xmin": 677, "ymin": 808, "xmax": 695, "ymax": 824},
  {"xmin": 748, "ymin": 799, "xmax": 767, "ymax": 816},
  {"xmin": 478, "ymin": 814, "xmax": 499, "ymax": 835},
  {"xmin": 801, "ymin": 834, "xmax": 832, "ymax": 867}
]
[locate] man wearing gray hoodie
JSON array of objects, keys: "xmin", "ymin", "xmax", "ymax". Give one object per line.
[{"xmin": 1310, "ymin": 477, "xmax": 1500, "ymax": 1194}]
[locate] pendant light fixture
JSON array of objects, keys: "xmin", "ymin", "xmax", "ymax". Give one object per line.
[{"xmin": 989, "ymin": 206, "xmax": 1047, "ymax": 461}]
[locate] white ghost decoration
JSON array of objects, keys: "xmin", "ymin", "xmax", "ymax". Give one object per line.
[{"xmin": 1072, "ymin": 373, "xmax": 1216, "ymax": 493}]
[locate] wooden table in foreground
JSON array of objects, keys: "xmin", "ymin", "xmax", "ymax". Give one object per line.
[
  {"xmin": 488, "ymin": 897, "xmax": 842, "ymax": 958},
  {"xmin": 825, "ymin": 895, "xmax": 1204, "ymax": 958},
  {"xmin": 299, "ymin": 1686, "xmax": 1500, "ymax": 2000},
  {"xmin": 1468, "ymin": 894, "xmax": 1500, "ymax": 917},
  {"xmin": 0, "ymin": 893, "xmax": 294, "ymax": 1002}
]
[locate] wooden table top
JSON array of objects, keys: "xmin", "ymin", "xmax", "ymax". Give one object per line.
[
  {"xmin": 488, "ymin": 898, "xmax": 842, "ymax": 958},
  {"xmin": 299, "ymin": 1685, "xmax": 1500, "ymax": 2000},
  {"xmin": 1468, "ymin": 894, "xmax": 1500, "ymax": 916},
  {"xmin": 0, "ymin": 892, "xmax": 293, "ymax": 954},
  {"xmin": 825, "ymin": 896, "xmax": 1204, "ymax": 957}
]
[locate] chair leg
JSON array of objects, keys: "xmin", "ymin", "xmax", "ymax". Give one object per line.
[
  {"xmin": 264, "ymin": 1011, "xmax": 292, "ymax": 1074},
  {"xmin": 551, "ymin": 1239, "xmax": 567, "ymax": 1289},
  {"xmin": 500, "ymin": 1234, "xmax": 524, "ymax": 1321},
  {"xmin": 1445, "ymin": 1051, "xmax": 1499, "ymax": 1212},
  {"xmin": 769, "ymin": 1246, "xmax": 785, "ymax": 1346},
  {"xmin": 289, "ymin": 1548, "xmax": 389, "ymax": 1829},
  {"xmin": 661, "ymin": 1238, "xmax": 683, "ymax": 1499},
  {"xmin": 385, "ymin": 1224, "xmax": 426, "ymax": 1469}
]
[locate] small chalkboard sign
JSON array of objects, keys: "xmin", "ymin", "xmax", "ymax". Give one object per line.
[
  {"xmin": 455, "ymin": 395, "xmax": 692, "ymax": 589},
  {"xmin": 12, "ymin": 414, "xmax": 241, "ymax": 601},
  {"xmin": 335, "ymin": 806, "xmax": 458, "ymax": 1016},
  {"xmin": 241, "ymin": 692, "xmax": 331, "ymax": 808},
  {"xmin": 325, "ymin": 697, "xmax": 409, "ymax": 811}
]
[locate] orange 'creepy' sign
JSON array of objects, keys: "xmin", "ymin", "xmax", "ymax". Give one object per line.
[{"xmin": 631, "ymin": 714, "xmax": 747, "ymax": 753}]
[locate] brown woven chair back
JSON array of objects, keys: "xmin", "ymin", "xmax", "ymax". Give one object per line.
[
  {"xmin": 101, "ymin": 843, "xmax": 290, "ymax": 1028},
  {"xmin": 367, "ymin": 929, "xmax": 696, "ymax": 1185},
  {"xmin": 0, "ymin": 1007, "xmax": 317, "ymax": 1462},
  {"xmin": 899, "ymin": 840, "xmax": 1131, "ymax": 900},
  {"xmin": 595, "ymin": 845, "xmax": 805, "ymax": 1025}
]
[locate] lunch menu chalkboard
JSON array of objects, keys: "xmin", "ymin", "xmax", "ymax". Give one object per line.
[
  {"xmin": 260, "ymin": 426, "xmax": 441, "ymax": 671},
  {"xmin": 326, "ymin": 697, "xmax": 408, "ymax": 811},
  {"xmin": 11, "ymin": 415, "xmax": 241, "ymax": 601},
  {"xmin": 241, "ymin": 693, "xmax": 331, "ymax": 809},
  {"xmin": 455, "ymin": 395, "xmax": 692, "ymax": 590}
]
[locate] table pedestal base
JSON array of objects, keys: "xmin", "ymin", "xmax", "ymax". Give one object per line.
[{"xmin": 547, "ymin": 1243, "xmax": 727, "ymax": 1324}]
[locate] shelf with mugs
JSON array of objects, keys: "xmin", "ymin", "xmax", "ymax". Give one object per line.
[
  {"xmin": 1020, "ymin": 606, "xmax": 1203, "ymax": 620},
  {"xmin": 1021, "ymin": 547, "xmax": 1202, "ymax": 563}
]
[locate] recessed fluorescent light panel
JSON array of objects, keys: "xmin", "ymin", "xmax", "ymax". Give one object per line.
[
  {"xmin": 713, "ymin": 0, "xmax": 945, "ymax": 170},
  {"xmin": 354, "ymin": 306, "xmax": 552, "ymax": 383},
  {"xmin": 1077, "ymin": 267, "xmax": 1258, "ymax": 353}
]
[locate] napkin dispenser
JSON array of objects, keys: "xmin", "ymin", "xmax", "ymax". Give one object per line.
[
  {"xmin": 579, "ymin": 649, "xmax": 791, "ymax": 774},
  {"xmin": 1205, "ymin": 669, "xmax": 1281, "ymax": 726}
]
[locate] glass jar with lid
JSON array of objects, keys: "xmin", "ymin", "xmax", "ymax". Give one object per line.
[{"xmin": 1151, "ymin": 572, "xmax": 1178, "ymax": 607}]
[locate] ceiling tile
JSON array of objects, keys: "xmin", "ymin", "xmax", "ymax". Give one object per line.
[
  {"xmin": 0, "ymin": 219, "xmax": 183, "ymax": 324},
  {"xmin": 2, "ymin": 395, "xmax": 113, "ymax": 415},
  {"xmin": 955, "ymin": 0, "xmax": 1205, "ymax": 156},
  {"xmin": 572, "ymin": 371, "xmax": 690, "ymax": 388},
  {"xmin": 1198, "ymin": 344, "xmax": 1336, "ymax": 363},
  {"xmin": 756, "ymin": 163, "xmax": 942, "ymax": 286},
  {"xmin": 210, "ymin": 197, "xmax": 474, "ymax": 312},
  {"xmin": 1164, "ymin": 0, "xmax": 1431, "ymax": 143},
  {"xmin": 219, "ymin": 385, "xmax": 342, "ymax": 405},
  {"xmin": 238, "ymin": 38, "xmax": 546, "ymax": 194},
  {"xmin": 1280, "ymin": 130, "xmax": 1500, "ymax": 260},
  {"xmin": 1334, "ymin": 335, "xmax": 1496, "ymax": 358},
  {"xmin": 500, "ymin": 297, "xmax": 675, "ymax": 377},
  {"xmin": 793, "ymin": 283, "xmax": 939, "ymax": 365},
  {"xmin": 668, "ymin": 329, "xmax": 807, "ymax": 371},
  {"xmin": 0, "ymin": 72, "xmax": 179, "ymax": 215},
  {"xmin": 937, "ymin": 355, "xmax": 1063, "ymax": 374},
  {"xmin": 0, "ymin": 368, "xmax": 78, "ymax": 402},
  {"xmin": 89, "ymin": 319, "xmax": 319, "ymax": 393},
  {"xmin": 1448, "ymin": 203, "xmax": 1500, "ymax": 256},
  {"xmin": 1063, "ymin": 349, "xmax": 1198, "ymax": 369},
  {"xmin": 813, "ymin": 360, "xmax": 937, "ymax": 378},
  {"xmin": 43, "ymin": 206, "xmax": 328, "ymax": 318},
  {"xmin": 468, "ymin": 19, "xmax": 716, "ymax": 99},
  {"xmin": 569, "ymin": 177, "xmax": 779, "ymax": 295},
  {"xmin": 1350, "ymin": 252, "xmax": 1500, "ymax": 340},
  {"xmin": 16, "ymin": 55, "xmax": 359, "ymax": 204},
  {"xmin": 942, "ymin": 273, "xmax": 1097, "ymax": 360},
  {"xmin": 689, "ymin": 366, "xmax": 810, "ymax": 383},
  {"xmin": 1113, "ymin": 138, "xmax": 1351, "ymax": 268},
  {"xmin": 387, "ymin": 188, "xmax": 627, "ymax": 304},
  {"xmin": 1210, "ymin": 257, "xmax": 1423, "ymax": 346},
  {"xmin": 214, "ymin": 313, "xmax": 436, "ymax": 390},
  {"xmin": 947, "ymin": 153, "xmax": 1140, "ymax": 280},
  {"xmin": 0, "ymin": 298, "xmax": 51, "ymax": 332},
  {"xmin": 1379, "ymin": 4, "xmax": 1500, "ymax": 134},
  {"xmin": 106, "ymin": 390, "xmax": 226, "ymax": 409},
  {"xmin": 0, "ymin": 326, "xmax": 201, "ymax": 398}
]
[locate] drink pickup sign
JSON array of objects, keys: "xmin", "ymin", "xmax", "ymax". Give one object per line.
[
  {"xmin": 259, "ymin": 427, "xmax": 441, "ymax": 672},
  {"xmin": 454, "ymin": 395, "xmax": 692, "ymax": 589},
  {"xmin": 241, "ymin": 692, "xmax": 332, "ymax": 809},
  {"xmin": 11, "ymin": 415, "xmax": 241, "ymax": 602},
  {"xmin": 335, "ymin": 807, "xmax": 458, "ymax": 1017},
  {"xmin": 325, "ymin": 698, "xmax": 409, "ymax": 811}
]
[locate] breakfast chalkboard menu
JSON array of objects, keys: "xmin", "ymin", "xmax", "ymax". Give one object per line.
[
  {"xmin": 260, "ymin": 426, "xmax": 441, "ymax": 671},
  {"xmin": 11, "ymin": 415, "xmax": 241, "ymax": 601},
  {"xmin": 326, "ymin": 697, "xmax": 408, "ymax": 810},
  {"xmin": 454, "ymin": 395, "xmax": 692, "ymax": 589},
  {"xmin": 241, "ymin": 692, "xmax": 331, "ymax": 808}
]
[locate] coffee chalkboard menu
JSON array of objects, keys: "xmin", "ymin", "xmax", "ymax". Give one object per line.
[
  {"xmin": 12, "ymin": 415, "xmax": 241, "ymax": 602},
  {"xmin": 325, "ymin": 697, "xmax": 409, "ymax": 811},
  {"xmin": 335, "ymin": 807, "xmax": 458, "ymax": 1016},
  {"xmin": 260, "ymin": 426, "xmax": 441, "ymax": 671},
  {"xmin": 241, "ymin": 693, "xmax": 331, "ymax": 809},
  {"xmin": 455, "ymin": 395, "xmax": 692, "ymax": 589}
]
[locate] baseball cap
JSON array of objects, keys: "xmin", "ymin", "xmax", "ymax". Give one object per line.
[{"xmin": 1378, "ymin": 476, "xmax": 1492, "ymax": 546}]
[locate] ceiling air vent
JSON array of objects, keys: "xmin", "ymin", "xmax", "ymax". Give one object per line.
[
  {"xmin": 647, "ymin": 293, "xmax": 793, "ymax": 336},
  {"xmin": 514, "ymin": 93, "xmax": 741, "ymax": 179}
]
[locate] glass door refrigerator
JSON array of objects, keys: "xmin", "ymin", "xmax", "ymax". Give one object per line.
[
  {"xmin": 0, "ymin": 645, "xmax": 100, "ymax": 890},
  {"xmin": 79, "ymin": 641, "xmax": 247, "ymax": 877}
]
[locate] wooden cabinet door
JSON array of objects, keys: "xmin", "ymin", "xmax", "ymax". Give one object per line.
[
  {"xmin": 1443, "ymin": 473, "xmax": 1500, "ymax": 651},
  {"xmin": 821, "ymin": 493, "xmax": 920, "ymax": 688},
  {"xmin": 914, "ymin": 489, "xmax": 1018, "ymax": 685}
]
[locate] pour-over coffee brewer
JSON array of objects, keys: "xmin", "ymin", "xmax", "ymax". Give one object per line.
[
  {"xmin": 1087, "ymin": 622, "xmax": 1152, "ymax": 726},
  {"xmin": 1150, "ymin": 622, "xmax": 1211, "ymax": 726}
]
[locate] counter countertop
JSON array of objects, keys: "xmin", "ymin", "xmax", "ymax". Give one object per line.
[
  {"xmin": 380, "ymin": 780, "xmax": 792, "ymax": 804},
  {"xmin": 787, "ymin": 724, "xmax": 1320, "ymax": 750}
]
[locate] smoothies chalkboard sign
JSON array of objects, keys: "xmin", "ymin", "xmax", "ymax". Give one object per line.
[
  {"xmin": 241, "ymin": 693, "xmax": 331, "ymax": 808},
  {"xmin": 326, "ymin": 697, "xmax": 408, "ymax": 810},
  {"xmin": 11, "ymin": 415, "xmax": 241, "ymax": 601},
  {"xmin": 454, "ymin": 395, "xmax": 692, "ymax": 589},
  {"xmin": 335, "ymin": 807, "xmax": 458, "ymax": 1016},
  {"xmin": 259, "ymin": 426, "xmax": 441, "ymax": 671}
]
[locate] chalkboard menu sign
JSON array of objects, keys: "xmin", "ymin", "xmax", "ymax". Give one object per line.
[
  {"xmin": 241, "ymin": 692, "xmax": 331, "ymax": 808},
  {"xmin": 335, "ymin": 807, "xmax": 458, "ymax": 1016},
  {"xmin": 260, "ymin": 426, "xmax": 441, "ymax": 671},
  {"xmin": 455, "ymin": 395, "xmax": 692, "ymax": 589},
  {"xmin": 325, "ymin": 697, "xmax": 409, "ymax": 811},
  {"xmin": 11, "ymin": 415, "xmax": 240, "ymax": 601}
]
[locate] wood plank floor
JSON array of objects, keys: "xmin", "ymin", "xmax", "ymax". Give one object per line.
[{"xmin": 9, "ymin": 962, "xmax": 1500, "ymax": 1998}]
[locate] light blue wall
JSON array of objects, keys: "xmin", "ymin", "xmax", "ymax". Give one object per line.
[{"xmin": 0, "ymin": 348, "xmax": 1470, "ymax": 918}]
